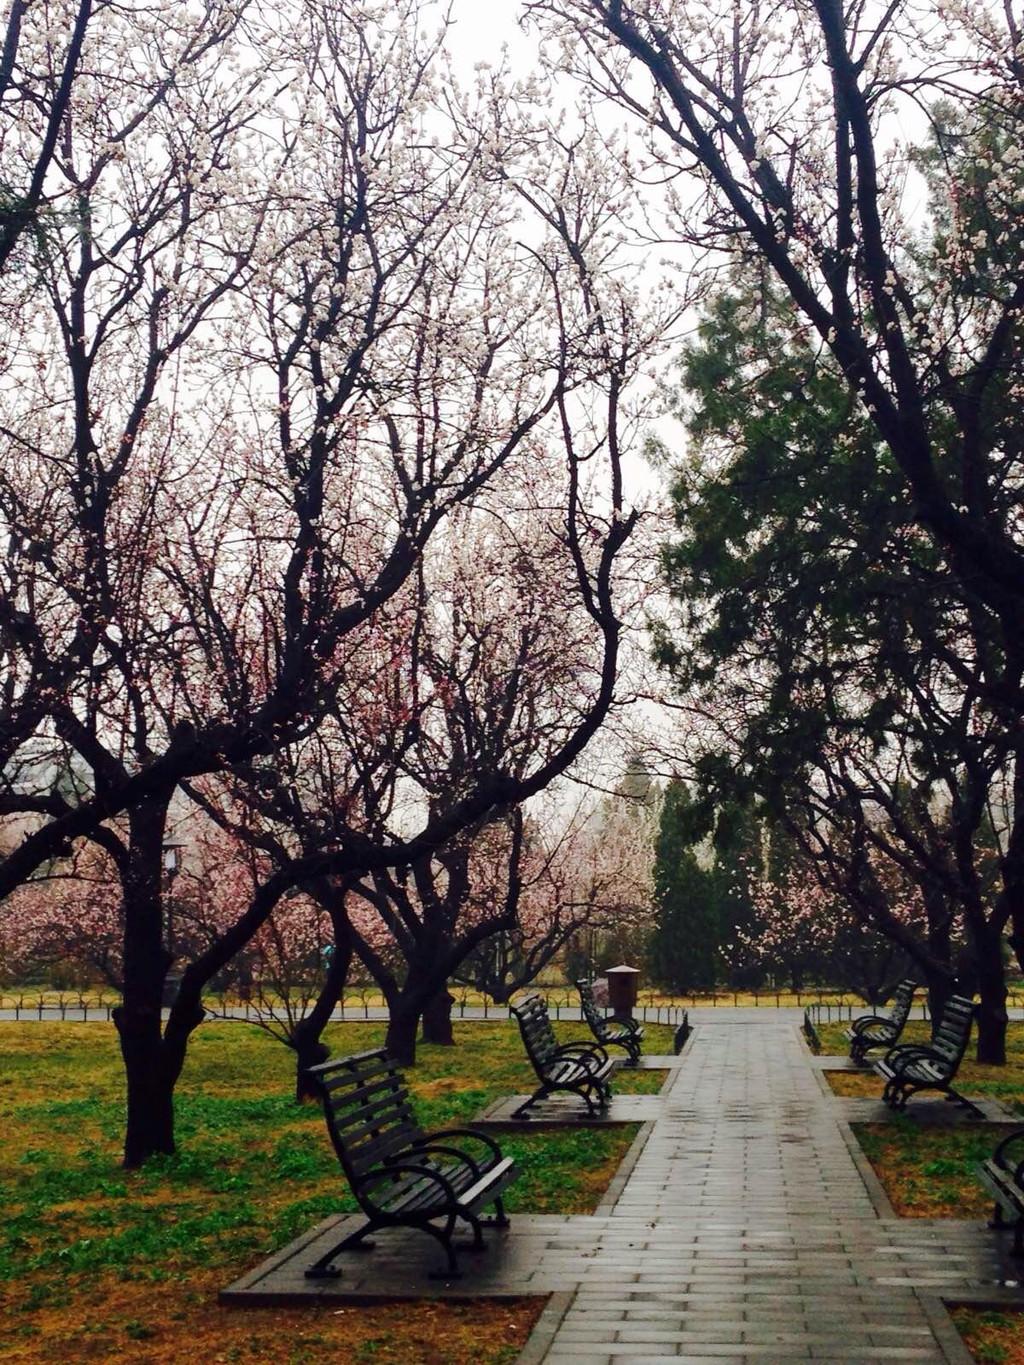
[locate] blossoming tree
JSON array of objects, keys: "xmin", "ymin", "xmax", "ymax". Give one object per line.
[{"xmin": 0, "ymin": 1, "xmax": 664, "ymax": 1162}]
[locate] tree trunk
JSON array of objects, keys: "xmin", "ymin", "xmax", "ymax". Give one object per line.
[
  {"xmin": 420, "ymin": 988, "xmax": 455, "ymax": 1045},
  {"xmin": 922, "ymin": 967, "xmax": 955, "ymax": 1024},
  {"xmin": 291, "ymin": 895, "xmax": 353, "ymax": 1102},
  {"xmin": 973, "ymin": 930, "xmax": 1008, "ymax": 1065},
  {"xmin": 921, "ymin": 882, "xmax": 956, "ymax": 1022},
  {"xmin": 293, "ymin": 1036, "xmax": 332, "ymax": 1102},
  {"xmin": 113, "ymin": 794, "xmax": 175, "ymax": 1168},
  {"xmin": 116, "ymin": 1006, "xmax": 176, "ymax": 1166},
  {"xmin": 385, "ymin": 997, "xmax": 420, "ymax": 1065}
]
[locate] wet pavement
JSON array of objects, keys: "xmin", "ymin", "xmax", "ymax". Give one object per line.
[{"xmin": 221, "ymin": 1018, "xmax": 1024, "ymax": 1362}]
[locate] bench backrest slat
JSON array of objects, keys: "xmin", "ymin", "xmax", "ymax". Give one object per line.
[
  {"xmin": 326, "ymin": 1070, "xmax": 412, "ymax": 1113},
  {"xmin": 347, "ymin": 1121, "xmax": 424, "ymax": 1176},
  {"xmin": 327, "ymin": 1091, "xmax": 418, "ymax": 1142},
  {"xmin": 510, "ymin": 994, "xmax": 559, "ymax": 1070},
  {"xmin": 576, "ymin": 979, "xmax": 605, "ymax": 1033},
  {"xmin": 886, "ymin": 978, "xmax": 917, "ymax": 1031},
  {"xmin": 305, "ymin": 1049, "xmax": 428, "ymax": 1208},
  {"xmin": 927, "ymin": 994, "xmax": 975, "ymax": 1074}
]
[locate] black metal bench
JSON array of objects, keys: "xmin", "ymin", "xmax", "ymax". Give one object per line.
[
  {"xmin": 844, "ymin": 978, "xmax": 918, "ymax": 1063},
  {"xmin": 872, "ymin": 994, "xmax": 982, "ymax": 1117},
  {"xmin": 576, "ymin": 978, "xmax": 644, "ymax": 1065},
  {"xmin": 304, "ymin": 1048, "xmax": 517, "ymax": 1279},
  {"xmin": 978, "ymin": 1128, "xmax": 1024, "ymax": 1256},
  {"xmin": 510, "ymin": 993, "xmax": 613, "ymax": 1118}
]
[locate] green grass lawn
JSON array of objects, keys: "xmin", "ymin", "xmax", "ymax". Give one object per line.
[
  {"xmin": 814, "ymin": 1018, "xmax": 1024, "ymax": 1364},
  {"xmin": 813, "ymin": 1020, "xmax": 1024, "ymax": 1220},
  {"xmin": 0, "ymin": 1017, "xmax": 674, "ymax": 1364}
]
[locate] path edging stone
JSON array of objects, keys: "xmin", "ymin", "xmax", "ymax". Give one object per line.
[{"xmin": 515, "ymin": 1291, "xmax": 576, "ymax": 1365}]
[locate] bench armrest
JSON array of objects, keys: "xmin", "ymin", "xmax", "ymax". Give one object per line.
[
  {"xmin": 992, "ymin": 1128, "xmax": 1024, "ymax": 1172},
  {"xmin": 417, "ymin": 1126, "xmax": 504, "ymax": 1165},
  {"xmin": 554, "ymin": 1041, "xmax": 609, "ymax": 1067},
  {"xmin": 851, "ymin": 1014, "xmax": 893, "ymax": 1037},
  {"xmin": 413, "ymin": 1143, "xmax": 482, "ymax": 1176}
]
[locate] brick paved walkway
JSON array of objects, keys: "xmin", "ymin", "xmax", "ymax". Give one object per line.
[
  {"xmin": 223, "ymin": 1017, "xmax": 1022, "ymax": 1361},
  {"xmin": 533, "ymin": 1018, "xmax": 1015, "ymax": 1364}
]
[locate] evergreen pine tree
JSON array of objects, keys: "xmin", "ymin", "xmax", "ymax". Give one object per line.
[{"xmin": 648, "ymin": 781, "xmax": 719, "ymax": 991}]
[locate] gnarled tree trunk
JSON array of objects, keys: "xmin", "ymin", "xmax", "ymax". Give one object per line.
[
  {"xmin": 291, "ymin": 894, "xmax": 354, "ymax": 1102},
  {"xmin": 385, "ymin": 997, "xmax": 421, "ymax": 1066},
  {"xmin": 420, "ymin": 987, "xmax": 455, "ymax": 1045},
  {"xmin": 113, "ymin": 795, "xmax": 176, "ymax": 1167},
  {"xmin": 972, "ymin": 925, "xmax": 1008, "ymax": 1065}
]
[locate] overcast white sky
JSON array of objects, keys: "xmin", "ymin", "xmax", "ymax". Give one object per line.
[{"xmin": 447, "ymin": 0, "xmax": 537, "ymax": 70}]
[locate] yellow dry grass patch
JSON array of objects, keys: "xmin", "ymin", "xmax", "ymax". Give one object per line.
[
  {"xmin": 852, "ymin": 1122, "xmax": 994, "ymax": 1218},
  {"xmin": 0, "ymin": 1270, "xmax": 545, "ymax": 1364},
  {"xmin": 952, "ymin": 1307, "xmax": 1024, "ymax": 1364},
  {"xmin": 824, "ymin": 1070, "xmax": 885, "ymax": 1098},
  {"xmin": 414, "ymin": 1077, "xmax": 466, "ymax": 1099}
]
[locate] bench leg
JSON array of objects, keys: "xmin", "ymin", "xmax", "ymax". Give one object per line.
[
  {"xmin": 459, "ymin": 1209, "xmax": 485, "ymax": 1250},
  {"xmin": 305, "ymin": 1216, "xmax": 381, "ymax": 1279},
  {"xmin": 986, "ymin": 1202, "xmax": 1024, "ymax": 1256},
  {"xmin": 947, "ymin": 1086, "xmax": 985, "ymax": 1119},
  {"xmin": 424, "ymin": 1212, "xmax": 461, "ymax": 1280},
  {"xmin": 581, "ymin": 1080, "xmax": 609, "ymax": 1115},
  {"xmin": 512, "ymin": 1084, "xmax": 548, "ymax": 1119},
  {"xmin": 574, "ymin": 1082, "xmax": 598, "ymax": 1116},
  {"xmin": 480, "ymin": 1196, "xmax": 509, "ymax": 1229}
]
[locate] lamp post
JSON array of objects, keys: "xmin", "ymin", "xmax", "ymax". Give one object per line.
[
  {"xmin": 161, "ymin": 841, "xmax": 185, "ymax": 1008},
  {"xmin": 162, "ymin": 841, "xmax": 184, "ymax": 958}
]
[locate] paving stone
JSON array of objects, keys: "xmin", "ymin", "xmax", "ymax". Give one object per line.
[
  {"xmin": 531, "ymin": 1019, "xmax": 1020, "ymax": 1361},
  {"xmin": 219, "ymin": 1016, "xmax": 1023, "ymax": 1363}
]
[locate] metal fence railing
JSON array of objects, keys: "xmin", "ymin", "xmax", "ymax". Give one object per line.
[
  {"xmin": 801, "ymin": 997, "xmax": 934, "ymax": 1053},
  {"xmin": 802, "ymin": 998, "xmax": 932, "ymax": 1027},
  {"xmin": 7, "ymin": 984, "xmax": 1018, "ymax": 1025},
  {"xmin": 0, "ymin": 987, "xmax": 690, "ymax": 1028}
]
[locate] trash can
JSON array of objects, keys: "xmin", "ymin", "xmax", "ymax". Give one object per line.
[{"xmin": 606, "ymin": 964, "xmax": 640, "ymax": 1021}]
